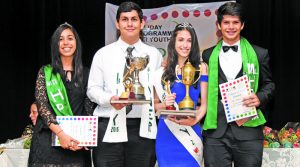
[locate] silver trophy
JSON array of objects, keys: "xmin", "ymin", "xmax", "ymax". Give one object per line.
[{"xmin": 120, "ymin": 54, "xmax": 149, "ymax": 100}]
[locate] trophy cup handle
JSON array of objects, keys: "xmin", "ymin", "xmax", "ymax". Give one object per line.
[
  {"xmin": 145, "ymin": 55, "xmax": 149, "ymax": 65},
  {"xmin": 123, "ymin": 66, "xmax": 135, "ymax": 80},
  {"xmin": 175, "ymin": 65, "xmax": 182, "ymax": 81},
  {"xmin": 125, "ymin": 57, "xmax": 134, "ymax": 69},
  {"xmin": 192, "ymin": 64, "xmax": 202, "ymax": 85}
]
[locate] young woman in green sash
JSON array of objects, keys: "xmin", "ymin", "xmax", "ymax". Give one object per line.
[
  {"xmin": 202, "ymin": 2, "xmax": 275, "ymax": 167},
  {"xmin": 28, "ymin": 23, "xmax": 94, "ymax": 167}
]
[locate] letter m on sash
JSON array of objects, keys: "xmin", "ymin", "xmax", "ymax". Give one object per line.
[{"xmin": 247, "ymin": 63, "xmax": 256, "ymax": 74}]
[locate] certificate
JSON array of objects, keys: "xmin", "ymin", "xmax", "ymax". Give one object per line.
[
  {"xmin": 52, "ymin": 116, "xmax": 98, "ymax": 147},
  {"xmin": 219, "ymin": 75, "xmax": 257, "ymax": 124}
]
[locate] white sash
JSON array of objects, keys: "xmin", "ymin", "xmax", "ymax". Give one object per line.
[
  {"xmin": 165, "ymin": 120, "xmax": 203, "ymax": 166},
  {"xmin": 153, "ymin": 67, "xmax": 203, "ymax": 165},
  {"xmin": 103, "ymin": 66, "xmax": 157, "ymax": 143},
  {"xmin": 139, "ymin": 68, "xmax": 157, "ymax": 139},
  {"xmin": 103, "ymin": 107, "xmax": 128, "ymax": 142},
  {"xmin": 102, "ymin": 68, "xmax": 128, "ymax": 142}
]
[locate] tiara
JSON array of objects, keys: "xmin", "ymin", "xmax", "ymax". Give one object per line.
[
  {"xmin": 59, "ymin": 22, "xmax": 72, "ymax": 27},
  {"xmin": 177, "ymin": 22, "xmax": 193, "ymax": 28}
]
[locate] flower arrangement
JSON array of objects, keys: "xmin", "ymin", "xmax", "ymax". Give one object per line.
[
  {"xmin": 264, "ymin": 122, "xmax": 300, "ymax": 148},
  {"xmin": 263, "ymin": 126, "xmax": 280, "ymax": 148},
  {"xmin": 278, "ymin": 122, "xmax": 300, "ymax": 148}
]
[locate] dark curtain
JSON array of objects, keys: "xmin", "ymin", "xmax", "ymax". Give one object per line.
[{"xmin": 1, "ymin": 0, "xmax": 299, "ymax": 143}]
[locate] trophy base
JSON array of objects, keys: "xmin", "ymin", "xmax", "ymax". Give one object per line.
[
  {"xmin": 178, "ymin": 100, "xmax": 194, "ymax": 111},
  {"xmin": 166, "ymin": 105, "xmax": 176, "ymax": 110},
  {"xmin": 129, "ymin": 92, "xmax": 136, "ymax": 99},
  {"xmin": 179, "ymin": 107, "xmax": 194, "ymax": 110},
  {"xmin": 156, "ymin": 109, "xmax": 196, "ymax": 119},
  {"xmin": 133, "ymin": 94, "xmax": 145, "ymax": 100},
  {"xmin": 119, "ymin": 92, "xmax": 130, "ymax": 100}
]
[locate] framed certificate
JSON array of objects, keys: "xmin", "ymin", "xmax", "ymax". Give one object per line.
[
  {"xmin": 52, "ymin": 116, "xmax": 98, "ymax": 147},
  {"xmin": 219, "ymin": 75, "xmax": 257, "ymax": 124}
]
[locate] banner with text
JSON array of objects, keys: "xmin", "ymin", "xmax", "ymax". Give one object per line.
[{"xmin": 105, "ymin": 2, "xmax": 232, "ymax": 58}]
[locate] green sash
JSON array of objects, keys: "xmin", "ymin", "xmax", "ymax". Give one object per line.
[
  {"xmin": 44, "ymin": 65, "xmax": 73, "ymax": 116},
  {"xmin": 203, "ymin": 37, "xmax": 266, "ymax": 130}
]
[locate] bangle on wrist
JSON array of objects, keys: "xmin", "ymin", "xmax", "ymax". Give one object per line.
[{"xmin": 56, "ymin": 129, "xmax": 63, "ymax": 135}]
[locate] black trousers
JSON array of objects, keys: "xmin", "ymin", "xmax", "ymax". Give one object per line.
[
  {"xmin": 92, "ymin": 118, "xmax": 156, "ymax": 167},
  {"xmin": 203, "ymin": 126, "xmax": 263, "ymax": 167}
]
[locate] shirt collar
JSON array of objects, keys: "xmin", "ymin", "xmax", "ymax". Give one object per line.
[
  {"xmin": 117, "ymin": 37, "xmax": 142, "ymax": 54},
  {"xmin": 222, "ymin": 40, "xmax": 240, "ymax": 47}
]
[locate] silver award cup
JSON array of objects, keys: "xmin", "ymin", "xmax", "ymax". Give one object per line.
[{"xmin": 122, "ymin": 54, "xmax": 149, "ymax": 100}]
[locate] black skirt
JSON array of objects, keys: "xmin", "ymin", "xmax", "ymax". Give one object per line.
[{"xmin": 28, "ymin": 126, "xmax": 91, "ymax": 167}]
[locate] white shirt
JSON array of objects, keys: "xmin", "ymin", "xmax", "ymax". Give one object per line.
[
  {"xmin": 87, "ymin": 38, "xmax": 163, "ymax": 118},
  {"xmin": 219, "ymin": 40, "xmax": 242, "ymax": 81}
]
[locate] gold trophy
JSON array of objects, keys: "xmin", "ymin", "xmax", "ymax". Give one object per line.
[
  {"xmin": 119, "ymin": 77, "xmax": 133, "ymax": 100},
  {"xmin": 175, "ymin": 61, "xmax": 202, "ymax": 110},
  {"xmin": 162, "ymin": 80, "xmax": 176, "ymax": 110},
  {"xmin": 120, "ymin": 55, "xmax": 149, "ymax": 100}
]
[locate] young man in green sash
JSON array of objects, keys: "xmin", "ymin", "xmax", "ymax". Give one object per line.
[{"xmin": 202, "ymin": 2, "xmax": 275, "ymax": 167}]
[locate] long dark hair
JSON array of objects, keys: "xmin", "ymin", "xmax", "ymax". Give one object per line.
[
  {"xmin": 162, "ymin": 22, "xmax": 201, "ymax": 87},
  {"xmin": 50, "ymin": 22, "xmax": 84, "ymax": 88}
]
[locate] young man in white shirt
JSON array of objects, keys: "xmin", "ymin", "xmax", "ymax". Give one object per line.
[{"xmin": 87, "ymin": 2, "xmax": 162, "ymax": 167}]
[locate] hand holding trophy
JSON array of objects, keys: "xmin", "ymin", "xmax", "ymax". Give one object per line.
[{"xmin": 157, "ymin": 60, "xmax": 201, "ymax": 118}]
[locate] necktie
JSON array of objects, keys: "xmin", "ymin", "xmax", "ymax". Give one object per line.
[
  {"xmin": 126, "ymin": 47, "xmax": 134, "ymax": 58},
  {"xmin": 222, "ymin": 45, "xmax": 238, "ymax": 52},
  {"xmin": 124, "ymin": 46, "xmax": 135, "ymax": 114}
]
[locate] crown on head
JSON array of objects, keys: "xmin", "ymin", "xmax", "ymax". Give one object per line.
[
  {"xmin": 60, "ymin": 22, "xmax": 72, "ymax": 28},
  {"xmin": 177, "ymin": 22, "xmax": 193, "ymax": 28}
]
